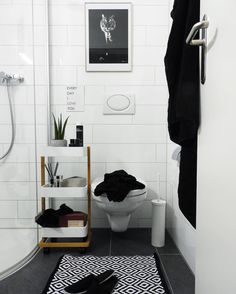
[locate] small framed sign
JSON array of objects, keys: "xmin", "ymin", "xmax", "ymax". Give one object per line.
[
  {"xmin": 66, "ymin": 86, "xmax": 85, "ymax": 112},
  {"xmin": 85, "ymin": 2, "xmax": 132, "ymax": 72}
]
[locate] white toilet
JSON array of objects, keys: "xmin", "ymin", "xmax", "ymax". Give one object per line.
[{"xmin": 92, "ymin": 178, "xmax": 147, "ymax": 232}]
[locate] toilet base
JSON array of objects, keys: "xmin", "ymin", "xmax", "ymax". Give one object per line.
[{"xmin": 107, "ymin": 214, "xmax": 131, "ymax": 232}]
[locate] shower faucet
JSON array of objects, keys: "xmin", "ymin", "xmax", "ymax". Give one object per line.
[
  {"xmin": 0, "ymin": 71, "xmax": 24, "ymax": 84},
  {"xmin": 0, "ymin": 70, "xmax": 24, "ymax": 160}
]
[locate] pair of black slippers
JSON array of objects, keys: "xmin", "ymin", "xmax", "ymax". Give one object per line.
[{"xmin": 64, "ymin": 269, "xmax": 118, "ymax": 294}]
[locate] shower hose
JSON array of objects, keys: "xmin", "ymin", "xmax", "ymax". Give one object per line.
[{"xmin": 0, "ymin": 82, "xmax": 15, "ymax": 160}]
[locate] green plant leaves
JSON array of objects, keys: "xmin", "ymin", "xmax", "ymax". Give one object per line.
[
  {"xmin": 62, "ymin": 116, "xmax": 69, "ymax": 139},
  {"xmin": 52, "ymin": 113, "xmax": 69, "ymax": 140},
  {"xmin": 52, "ymin": 113, "xmax": 59, "ymax": 139}
]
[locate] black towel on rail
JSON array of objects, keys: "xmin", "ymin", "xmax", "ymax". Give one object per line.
[
  {"xmin": 164, "ymin": 0, "xmax": 200, "ymax": 228},
  {"xmin": 94, "ymin": 170, "xmax": 145, "ymax": 202},
  {"xmin": 178, "ymin": 138, "xmax": 197, "ymax": 228}
]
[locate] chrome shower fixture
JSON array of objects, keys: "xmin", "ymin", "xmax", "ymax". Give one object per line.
[
  {"xmin": 0, "ymin": 71, "xmax": 24, "ymax": 84},
  {"xmin": 0, "ymin": 70, "xmax": 24, "ymax": 160}
]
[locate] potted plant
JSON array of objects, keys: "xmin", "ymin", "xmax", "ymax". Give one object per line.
[{"xmin": 51, "ymin": 113, "xmax": 69, "ymax": 147}]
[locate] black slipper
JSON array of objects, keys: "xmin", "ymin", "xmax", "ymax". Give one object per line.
[
  {"xmin": 64, "ymin": 269, "xmax": 114, "ymax": 294},
  {"xmin": 87, "ymin": 276, "xmax": 119, "ymax": 294}
]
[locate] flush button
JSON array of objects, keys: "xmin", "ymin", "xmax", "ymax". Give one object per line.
[
  {"xmin": 104, "ymin": 93, "xmax": 135, "ymax": 115},
  {"xmin": 107, "ymin": 94, "xmax": 130, "ymax": 111}
]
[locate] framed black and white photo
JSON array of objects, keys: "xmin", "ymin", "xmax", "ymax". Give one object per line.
[{"xmin": 85, "ymin": 3, "xmax": 132, "ymax": 71}]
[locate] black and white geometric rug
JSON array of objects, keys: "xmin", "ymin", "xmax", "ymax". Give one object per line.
[{"xmin": 42, "ymin": 254, "xmax": 171, "ymax": 294}]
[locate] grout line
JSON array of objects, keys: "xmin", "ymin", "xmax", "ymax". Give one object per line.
[{"xmin": 154, "ymin": 248, "xmax": 175, "ymax": 294}]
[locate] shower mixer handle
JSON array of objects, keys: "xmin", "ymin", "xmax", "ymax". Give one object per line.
[
  {"xmin": 11, "ymin": 73, "xmax": 24, "ymax": 83},
  {"xmin": 0, "ymin": 71, "xmax": 24, "ymax": 84}
]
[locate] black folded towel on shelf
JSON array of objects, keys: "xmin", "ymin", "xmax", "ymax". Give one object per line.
[
  {"xmin": 94, "ymin": 170, "xmax": 145, "ymax": 202},
  {"xmin": 35, "ymin": 204, "xmax": 74, "ymax": 227}
]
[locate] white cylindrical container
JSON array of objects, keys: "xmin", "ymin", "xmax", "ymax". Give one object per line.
[{"xmin": 151, "ymin": 199, "xmax": 166, "ymax": 247}]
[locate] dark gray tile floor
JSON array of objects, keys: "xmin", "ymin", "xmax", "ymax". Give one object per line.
[{"xmin": 0, "ymin": 229, "xmax": 194, "ymax": 294}]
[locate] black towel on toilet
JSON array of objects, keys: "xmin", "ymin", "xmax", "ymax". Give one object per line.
[
  {"xmin": 94, "ymin": 170, "xmax": 145, "ymax": 202},
  {"xmin": 35, "ymin": 204, "xmax": 74, "ymax": 227}
]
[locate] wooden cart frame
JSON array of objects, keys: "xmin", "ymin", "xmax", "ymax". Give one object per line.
[{"xmin": 38, "ymin": 146, "xmax": 91, "ymax": 251}]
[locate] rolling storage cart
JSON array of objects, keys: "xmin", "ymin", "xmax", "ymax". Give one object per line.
[{"xmin": 38, "ymin": 146, "xmax": 91, "ymax": 253}]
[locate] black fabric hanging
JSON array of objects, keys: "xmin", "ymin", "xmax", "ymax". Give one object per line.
[{"xmin": 164, "ymin": 0, "xmax": 200, "ymax": 228}]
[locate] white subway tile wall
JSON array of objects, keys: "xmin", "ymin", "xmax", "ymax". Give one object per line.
[{"xmin": 46, "ymin": 0, "xmax": 169, "ymax": 227}]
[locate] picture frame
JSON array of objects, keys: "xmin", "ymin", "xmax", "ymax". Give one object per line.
[{"xmin": 85, "ymin": 2, "xmax": 132, "ymax": 72}]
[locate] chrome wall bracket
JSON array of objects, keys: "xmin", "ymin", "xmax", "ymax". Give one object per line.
[{"xmin": 186, "ymin": 15, "xmax": 209, "ymax": 84}]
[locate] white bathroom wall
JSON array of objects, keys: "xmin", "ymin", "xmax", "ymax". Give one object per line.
[
  {"xmin": 196, "ymin": 1, "xmax": 236, "ymax": 293},
  {"xmin": 166, "ymin": 143, "xmax": 196, "ymax": 272},
  {"xmin": 39, "ymin": 0, "xmax": 170, "ymax": 228},
  {"xmin": 165, "ymin": 0, "xmax": 196, "ymax": 273}
]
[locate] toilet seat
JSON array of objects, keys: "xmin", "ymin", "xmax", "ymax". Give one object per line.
[
  {"xmin": 92, "ymin": 177, "xmax": 147, "ymax": 232},
  {"xmin": 91, "ymin": 177, "xmax": 147, "ymax": 198}
]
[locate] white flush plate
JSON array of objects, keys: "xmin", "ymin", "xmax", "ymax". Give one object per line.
[{"xmin": 103, "ymin": 93, "xmax": 135, "ymax": 115}]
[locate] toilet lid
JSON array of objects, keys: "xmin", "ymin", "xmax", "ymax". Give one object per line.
[{"xmin": 91, "ymin": 177, "xmax": 147, "ymax": 197}]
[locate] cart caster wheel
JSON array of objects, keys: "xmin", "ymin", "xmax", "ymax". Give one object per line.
[
  {"xmin": 79, "ymin": 248, "xmax": 86, "ymax": 254},
  {"xmin": 43, "ymin": 247, "xmax": 50, "ymax": 254}
]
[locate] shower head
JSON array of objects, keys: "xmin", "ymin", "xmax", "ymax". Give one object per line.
[{"xmin": 0, "ymin": 71, "xmax": 24, "ymax": 84}]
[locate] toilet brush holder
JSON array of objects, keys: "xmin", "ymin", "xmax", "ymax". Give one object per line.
[{"xmin": 151, "ymin": 199, "xmax": 166, "ymax": 247}]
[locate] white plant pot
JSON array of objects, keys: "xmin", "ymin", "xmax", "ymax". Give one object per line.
[{"xmin": 50, "ymin": 139, "xmax": 67, "ymax": 147}]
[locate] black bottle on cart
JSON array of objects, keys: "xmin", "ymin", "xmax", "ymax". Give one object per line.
[{"xmin": 76, "ymin": 125, "xmax": 83, "ymax": 147}]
